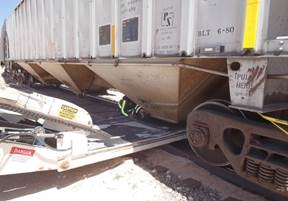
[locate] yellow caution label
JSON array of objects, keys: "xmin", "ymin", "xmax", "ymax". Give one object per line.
[
  {"xmin": 111, "ymin": 24, "xmax": 116, "ymax": 56},
  {"xmin": 59, "ymin": 105, "xmax": 78, "ymax": 120},
  {"xmin": 243, "ymin": 0, "xmax": 260, "ymax": 49}
]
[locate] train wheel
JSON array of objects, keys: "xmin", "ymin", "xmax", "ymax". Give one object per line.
[{"xmin": 187, "ymin": 100, "xmax": 245, "ymax": 167}]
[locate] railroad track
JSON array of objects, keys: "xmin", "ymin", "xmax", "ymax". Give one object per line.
[{"xmin": 162, "ymin": 141, "xmax": 287, "ymax": 201}]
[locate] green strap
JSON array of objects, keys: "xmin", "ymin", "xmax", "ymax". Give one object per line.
[{"xmin": 120, "ymin": 100, "xmax": 129, "ymax": 117}]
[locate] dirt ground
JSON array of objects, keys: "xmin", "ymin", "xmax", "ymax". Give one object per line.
[{"xmin": 0, "ymin": 148, "xmax": 268, "ymax": 201}]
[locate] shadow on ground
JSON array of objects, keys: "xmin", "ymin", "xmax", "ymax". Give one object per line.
[{"xmin": 0, "ymin": 157, "xmax": 125, "ymax": 201}]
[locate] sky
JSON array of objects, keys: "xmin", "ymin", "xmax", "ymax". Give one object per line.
[{"xmin": 0, "ymin": 0, "xmax": 19, "ymax": 27}]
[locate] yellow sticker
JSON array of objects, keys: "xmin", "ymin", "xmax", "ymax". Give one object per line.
[
  {"xmin": 59, "ymin": 105, "xmax": 78, "ymax": 120},
  {"xmin": 243, "ymin": 0, "xmax": 260, "ymax": 49},
  {"xmin": 111, "ymin": 24, "xmax": 116, "ymax": 56}
]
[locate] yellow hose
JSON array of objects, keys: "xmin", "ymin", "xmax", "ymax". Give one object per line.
[{"xmin": 258, "ymin": 113, "xmax": 288, "ymax": 135}]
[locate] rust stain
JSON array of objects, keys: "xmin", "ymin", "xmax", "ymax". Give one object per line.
[{"xmin": 60, "ymin": 161, "xmax": 70, "ymax": 170}]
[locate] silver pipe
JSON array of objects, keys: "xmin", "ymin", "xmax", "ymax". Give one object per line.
[
  {"xmin": 268, "ymin": 75, "xmax": 288, "ymax": 79},
  {"xmin": 177, "ymin": 64, "xmax": 228, "ymax": 77}
]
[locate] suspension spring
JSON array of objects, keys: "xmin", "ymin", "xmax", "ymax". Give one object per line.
[
  {"xmin": 258, "ymin": 165, "xmax": 275, "ymax": 183},
  {"xmin": 246, "ymin": 159, "xmax": 259, "ymax": 177},
  {"xmin": 275, "ymin": 169, "xmax": 288, "ymax": 192}
]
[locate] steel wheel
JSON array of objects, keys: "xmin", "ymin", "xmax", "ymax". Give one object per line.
[{"xmin": 187, "ymin": 100, "xmax": 245, "ymax": 167}]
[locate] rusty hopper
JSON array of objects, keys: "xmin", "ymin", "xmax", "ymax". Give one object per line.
[{"xmin": 87, "ymin": 58, "xmax": 228, "ymax": 123}]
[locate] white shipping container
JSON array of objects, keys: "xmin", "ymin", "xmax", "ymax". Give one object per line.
[
  {"xmin": 119, "ymin": 0, "xmax": 195, "ymax": 57},
  {"xmin": 31, "ymin": 0, "xmax": 40, "ymax": 59},
  {"xmin": 119, "ymin": 0, "xmax": 153, "ymax": 57},
  {"xmin": 39, "ymin": 0, "xmax": 46, "ymax": 59},
  {"xmin": 31, "ymin": 0, "xmax": 39, "ymax": 59},
  {"xmin": 0, "ymin": 22, "xmax": 6, "ymax": 61},
  {"xmin": 37, "ymin": 0, "xmax": 90, "ymax": 59},
  {"xmin": 15, "ymin": 3, "xmax": 20, "ymax": 59},
  {"xmin": 65, "ymin": 0, "xmax": 75, "ymax": 58},
  {"xmin": 3, "ymin": 19, "xmax": 10, "ymax": 60},
  {"xmin": 53, "ymin": 0, "xmax": 63, "ymax": 58},
  {"xmin": 56, "ymin": 0, "xmax": 92, "ymax": 59},
  {"xmin": 19, "ymin": 3, "xmax": 25, "ymax": 59},
  {"xmin": 195, "ymin": 0, "xmax": 288, "ymax": 55},
  {"xmin": 14, "ymin": 10, "xmax": 19, "ymax": 59},
  {"xmin": 3, "ymin": 0, "xmax": 288, "ymax": 61},
  {"xmin": 78, "ymin": 0, "xmax": 91, "ymax": 58},
  {"xmin": 95, "ymin": 0, "xmax": 118, "ymax": 57},
  {"xmin": 11, "ymin": 14, "xmax": 17, "ymax": 60},
  {"xmin": 22, "ymin": 1, "xmax": 28, "ymax": 59},
  {"xmin": 43, "ymin": 0, "xmax": 53, "ymax": 59},
  {"xmin": 25, "ymin": 0, "xmax": 32, "ymax": 59},
  {"xmin": 154, "ymin": 0, "xmax": 182, "ymax": 56},
  {"xmin": 195, "ymin": 0, "xmax": 246, "ymax": 55},
  {"xmin": 153, "ymin": 0, "xmax": 197, "ymax": 56},
  {"xmin": 7, "ymin": 13, "xmax": 14, "ymax": 60},
  {"xmin": 20, "ymin": 0, "xmax": 92, "ymax": 60}
]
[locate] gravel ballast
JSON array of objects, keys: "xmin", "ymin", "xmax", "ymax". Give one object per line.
[{"xmin": 0, "ymin": 149, "xmax": 268, "ymax": 201}]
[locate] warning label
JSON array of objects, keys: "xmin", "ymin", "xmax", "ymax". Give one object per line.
[
  {"xmin": 59, "ymin": 105, "xmax": 78, "ymax": 120},
  {"xmin": 10, "ymin": 147, "xmax": 35, "ymax": 157}
]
